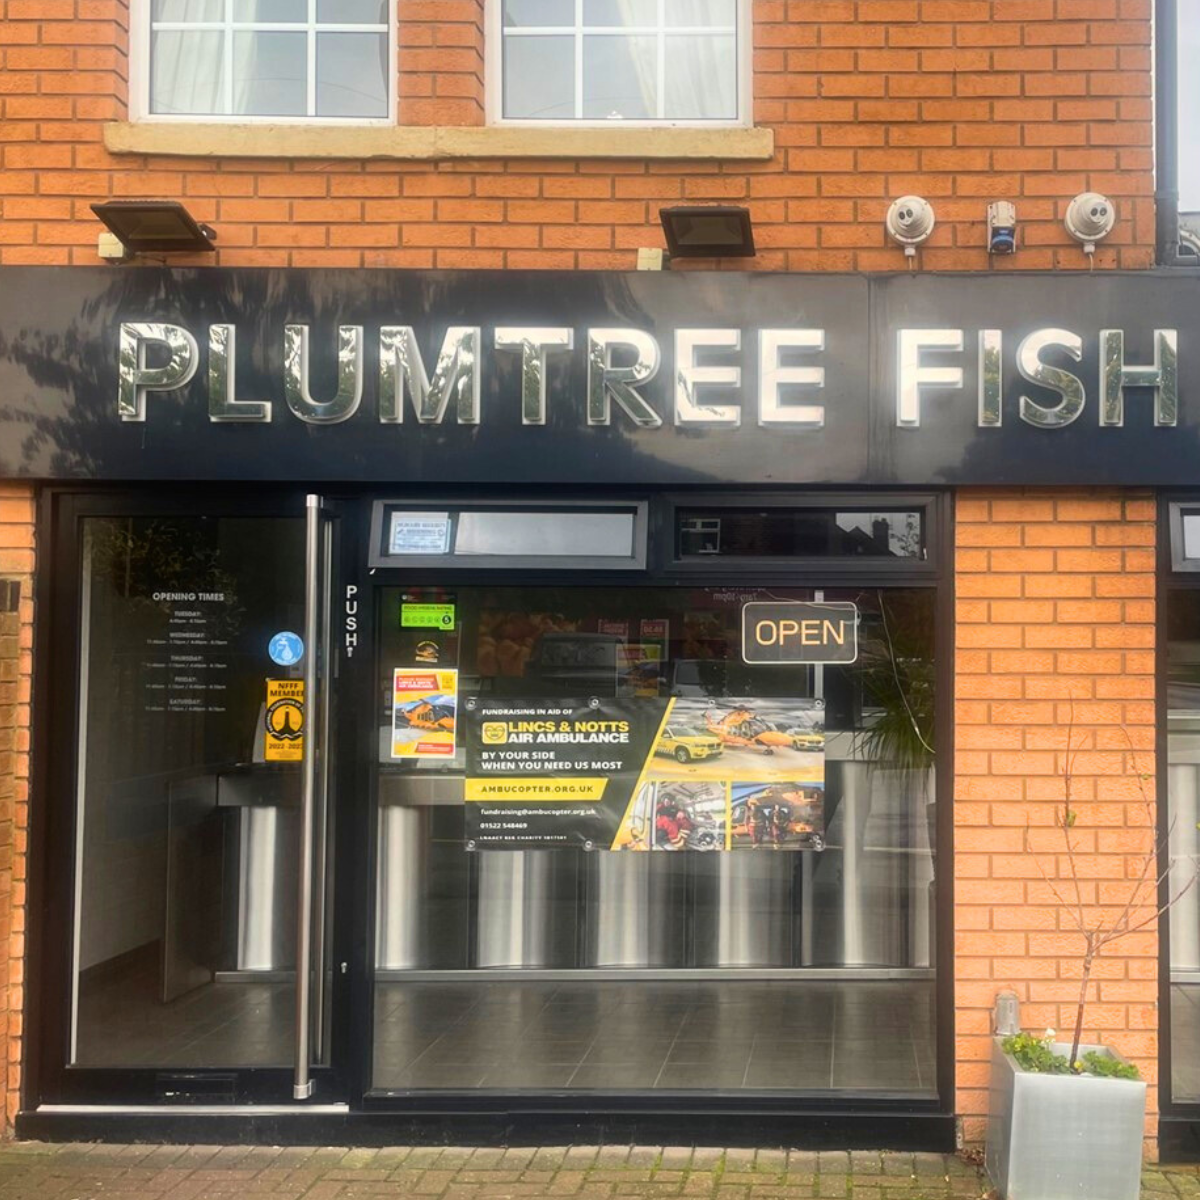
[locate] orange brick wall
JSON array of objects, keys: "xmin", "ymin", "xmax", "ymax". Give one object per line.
[
  {"xmin": 0, "ymin": 485, "xmax": 35, "ymax": 1134},
  {"xmin": 399, "ymin": 1, "xmax": 485, "ymax": 125},
  {"xmin": 0, "ymin": 0, "xmax": 1171, "ymax": 1148},
  {"xmin": 954, "ymin": 488, "xmax": 1159, "ymax": 1150},
  {"xmin": 0, "ymin": 0, "xmax": 1154, "ymax": 271}
]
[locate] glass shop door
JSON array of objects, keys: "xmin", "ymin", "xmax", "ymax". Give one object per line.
[{"xmin": 41, "ymin": 492, "xmax": 347, "ymax": 1107}]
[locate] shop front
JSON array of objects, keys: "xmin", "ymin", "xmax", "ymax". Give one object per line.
[{"xmin": 8, "ymin": 265, "xmax": 1198, "ymax": 1147}]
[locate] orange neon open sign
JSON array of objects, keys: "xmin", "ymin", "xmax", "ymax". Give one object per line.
[{"xmin": 741, "ymin": 602, "xmax": 859, "ymax": 665}]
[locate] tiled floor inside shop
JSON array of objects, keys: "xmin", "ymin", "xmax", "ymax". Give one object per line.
[
  {"xmin": 75, "ymin": 949, "xmax": 295, "ymax": 1068},
  {"xmin": 77, "ymin": 956, "xmax": 936, "ymax": 1095},
  {"xmin": 372, "ymin": 979, "xmax": 936, "ymax": 1093}
]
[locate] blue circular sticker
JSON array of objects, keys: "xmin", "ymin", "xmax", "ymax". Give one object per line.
[{"xmin": 268, "ymin": 631, "xmax": 304, "ymax": 666}]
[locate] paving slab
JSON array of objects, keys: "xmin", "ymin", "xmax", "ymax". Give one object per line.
[{"xmin": 0, "ymin": 1143, "xmax": 1193, "ymax": 1198}]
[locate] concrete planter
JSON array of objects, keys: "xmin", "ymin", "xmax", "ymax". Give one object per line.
[{"xmin": 985, "ymin": 1038, "xmax": 1146, "ymax": 1200}]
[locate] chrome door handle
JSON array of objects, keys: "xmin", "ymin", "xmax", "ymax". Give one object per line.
[{"xmin": 293, "ymin": 494, "xmax": 321, "ymax": 1100}]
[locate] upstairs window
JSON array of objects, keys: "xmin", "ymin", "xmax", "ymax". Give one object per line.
[
  {"xmin": 494, "ymin": 0, "xmax": 745, "ymax": 124},
  {"xmin": 143, "ymin": 0, "xmax": 393, "ymax": 121}
]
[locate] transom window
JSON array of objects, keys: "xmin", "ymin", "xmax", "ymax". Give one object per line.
[
  {"xmin": 496, "ymin": 0, "xmax": 743, "ymax": 123},
  {"xmin": 145, "ymin": 0, "xmax": 392, "ymax": 121}
]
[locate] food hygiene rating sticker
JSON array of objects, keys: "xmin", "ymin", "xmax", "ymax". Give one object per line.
[{"xmin": 264, "ymin": 679, "xmax": 304, "ymax": 762}]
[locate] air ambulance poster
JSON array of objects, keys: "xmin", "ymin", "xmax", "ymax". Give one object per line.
[
  {"xmin": 464, "ymin": 696, "xmax": 668, "ymax": 849},
  {"xmin": 464, "ymin": 694, "xmax": 825, "ymax": 851},
  {"xmin": 660, "ymin": 696, "xmax": 825, "ymax": 851},
  {"xmin": 391, "ymin": 668, "xmax": 458, "ymax": 759}
]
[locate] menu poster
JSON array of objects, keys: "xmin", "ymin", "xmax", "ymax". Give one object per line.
[{"xmin": 391, "ymin": 668, "xmax": 458, "ymax": 758}]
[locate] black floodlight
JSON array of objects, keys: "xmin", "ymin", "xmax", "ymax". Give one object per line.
[
  {"xmin": 659, "ymin": 205, "xmax": 756, "ymax": 259},
  {"xmin": 90, "ymin": 200, "xmax": 217, "ymax": 255}
]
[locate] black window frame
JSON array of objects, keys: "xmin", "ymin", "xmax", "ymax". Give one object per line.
[
  {"xmin": 660, "ymin": 491, "xmax": 941, "ymax": 580},
  {"xmin": 366, "ymin": 497, "xmax": 650, "ymax": 571},
  {"xmin": 1159, "ymin": 492, "xmax": 1200, "ymax": 1157},
  {"xmin": 24, "ymin": 482, "xmax": 956, "ymax": 1150}
]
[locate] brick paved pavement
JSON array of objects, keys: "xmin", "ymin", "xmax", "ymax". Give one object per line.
[{"xmin": 0, "ymin": 1143, "xmax": 1196, "ymax": 1199}]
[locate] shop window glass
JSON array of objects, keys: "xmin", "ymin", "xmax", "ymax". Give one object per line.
[
  {"xmin": 69, "ymin": 515, "xmax": 307, "ymax": 1068},
  {"xmin": 147, "ymin": 0, "xmax": 390, "ymax": 119},
  {"xmin": 677, "ymin": 508, "xmax": 925, "ymax": 559},
  {"xmin": 497, "ymin": 0, "xmax": 742, "ymax": 123},
  {"xmin": 1168, "ymin": 589, "xmax": 1200, "ymax": 1101},
  {"xmin": 372, "ymin": 503, "xmax": 646, "ymax": 568},
  {"xmin": 454, "ymin": 511, "xmax": 634, "ymax": 558},
  {"xmin": 372, "ymin": 584, "xmax": 937, "ymax": 1095}
]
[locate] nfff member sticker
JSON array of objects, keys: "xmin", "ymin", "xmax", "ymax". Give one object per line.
[
  {"xmin": 741, "ymin": 601, "xmax": 859, "ymax": 665},
  {"xmin": 264, "ymin": 679, "xmax": 305, "ymax": 762}
]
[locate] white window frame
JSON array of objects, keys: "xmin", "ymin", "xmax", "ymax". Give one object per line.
[
  {"xmin": 485, "ymin": 0, "xmax": 751, "ymax": 128},
  {"xmin": 130, "ymin": 0, "xmax": 397, "ymax": 126}
]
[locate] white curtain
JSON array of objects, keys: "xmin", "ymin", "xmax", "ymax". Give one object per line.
[
  {"xmin": 581, "ymin": 0, "xmax": 737, "ymax": 120},
  {"xmin": 150, "ymin": 31, "xmax": 224, "ymax": 114},
  {"xmin": 662, "ymin": 0, "xmax": 738, "ymax": 120}
]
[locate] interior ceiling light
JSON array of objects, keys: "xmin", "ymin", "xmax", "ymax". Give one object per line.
[
  {"xmin": 659, "ymin": 206, "xmax": 756, "ymax": 259},
  {"xmin": 91, "ymin": 200, "xmax": 217, "ymax": 255}
]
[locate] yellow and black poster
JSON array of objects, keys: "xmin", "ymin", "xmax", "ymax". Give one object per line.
[
  {"xmin": 465, "ymin": 694, "xmax": 826, "ymax": 852},
  {"xmin": 264, "ymin": 679, "xmax": 304, "ymax": 762},
  {"xmin": 464, "ymin": 697, "xmax": 669, "ymax": 850}
]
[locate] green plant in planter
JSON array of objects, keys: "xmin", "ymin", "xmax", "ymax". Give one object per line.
[
  {"xmin": 1002, "ymin": 1031, "xmax": 1070, "ymax": 1075},
  {"xmin": 1001, "ymin": 1030, "xmax": 1140, "ymax": 1080},
  {"xmin": 1081, "ymin": 1051, "xmax": 1140, "ymax": 1081}
]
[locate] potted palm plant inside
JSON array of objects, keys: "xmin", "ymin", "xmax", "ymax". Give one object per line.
[{"xmin": 985, "ymin": 727, "xmax": 1188, "ymax": 1200}]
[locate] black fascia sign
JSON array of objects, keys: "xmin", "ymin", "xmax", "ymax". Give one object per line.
[
  {"xmin": 7, "ymin": 266, "xmax": 1200, "ymax": 485},
  {"xmin": 742, "ymin": 602, "xmax": 859, "ymax": 665}
]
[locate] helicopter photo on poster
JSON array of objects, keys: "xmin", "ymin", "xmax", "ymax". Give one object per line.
[
  {"xmin": 638, "ymin": 696, "xmax": 826, "ymax": 851},
  {"xmin": 391, "ymin": 668, "xmax": 458, "ymax": 759},
  {"xmin": 646, "ymin": 697, "xmax": 824, "ymax": 778}
]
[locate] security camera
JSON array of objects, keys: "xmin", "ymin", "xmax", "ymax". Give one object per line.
[
  {"xmin": 1064, "ymin": 192, "xmax": 1116, "ymax": 255},
  {"xmin": 886, "ymin": 195, "xmax": 936, "ymax": 257},
  {"xmin": 987, "ymin": 201, "xmax": 1017, "ymax": 255}
]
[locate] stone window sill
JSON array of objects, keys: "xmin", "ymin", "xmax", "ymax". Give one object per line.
[{"xmin": 103, "ymin": 122, "xmax": 774, "ymax": 161}]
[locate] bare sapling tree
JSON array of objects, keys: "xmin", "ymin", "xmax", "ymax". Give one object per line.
[{"xmin": 1025, "ymin": 714, "xmax": 1196, "ymax": 1070}]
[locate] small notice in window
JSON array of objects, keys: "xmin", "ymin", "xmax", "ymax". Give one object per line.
[
  {"xmin": 389, "ymin": 512, "xmax": 451, "ymax": 556},
  {"xmin": 402, "ymin": 602, "xmax": 456, "ymax": 630},
  {"xmin": 392, "ymin": 668, "xmax": 458, "ymax": 759},
  {"xmin": 264, "ymin": 679, "xmax": 304, "ymax": 762}
]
